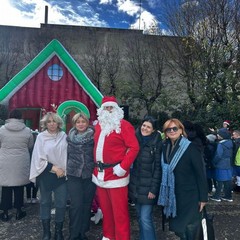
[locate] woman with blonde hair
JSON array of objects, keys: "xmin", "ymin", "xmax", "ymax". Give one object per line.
[
  {"xmin": 67, "ymin": 112, "xmax": 96, "ymax": 240},
  {"xmin": 30, "ymin": 112, "xmax": 68, "ymax": 240},
  {"xmin": 158, "ymin": 118, "xmax": 208, "ymax": 240}
]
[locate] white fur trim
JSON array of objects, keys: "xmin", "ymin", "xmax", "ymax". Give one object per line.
[
  {"xmin": 92, "ymin": 174, "xmax": 129, "ymax": 188},
  {"xmin": 113, "ymin": 164, "xmax": 127, "ymax": 177},
  {"xmin": 97, "ymin": 171, "xmax": 105, "ymax": 181},
  {"xmin": 102, "ymin": 237, "xmax": 110, "ymax": 240},
  {"xmin": 101, "ymin": 102, "xmax": 118, "ymax": 108},
  {"xmin": 96, "ymin": 131, "xmax": 105, "ymax": 162}
]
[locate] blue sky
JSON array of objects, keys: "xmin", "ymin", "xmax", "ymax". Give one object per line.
[{"xmin": 0, "ymin": 0, "xmax": 166, "ymax": 31}]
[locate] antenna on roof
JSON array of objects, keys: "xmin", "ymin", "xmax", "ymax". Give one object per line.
[
  {"xmin": 139, "ymin": 0, "xmax": 142, "ymax": 29},
  {"xmin": 44, "ymin": 5, "xmax": 48, "ymax": 24}
]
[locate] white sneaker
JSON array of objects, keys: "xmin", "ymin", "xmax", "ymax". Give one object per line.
[
  {"xmin": 94, "ymin": 208, "xmax": 103, "ymax": 224},
  {"xmin": 90, "ymin": 215, "xmax": 96, "ymax": 222},
  {"xmin": 26, "ymin": 198, "xmax": 31, "ymax": 203},
  {"xmin": 31, "ymin": 198, "xmax": 39, "ymax": 204},
  {"xmin": 221, "ymin": 197, "xmax": 233, "ymax": 202},
  {"xmin": 51, "ymin": 208, "xmax": 56, "ymax": 214}
]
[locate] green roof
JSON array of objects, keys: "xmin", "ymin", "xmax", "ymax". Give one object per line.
[{"xmin": 0, "ymin": 39, "xmax": 103, "ymax": 107}]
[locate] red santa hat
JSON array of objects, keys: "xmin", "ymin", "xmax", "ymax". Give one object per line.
[
  {"xmin": 101, "ymin": 96, "xmax": 119, "ymax": 108},
  {"xmin": 223, "ymin": 120, "xmax": 230, "ymax": 125}
]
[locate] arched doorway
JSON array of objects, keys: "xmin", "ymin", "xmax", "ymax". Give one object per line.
[{"xmin": 57, "ymin": 100, "xmax": 90, "ymax": 133}]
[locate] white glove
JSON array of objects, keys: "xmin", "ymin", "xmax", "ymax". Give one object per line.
[{"xmin": 113, "ymin": 164, "xmax": 126, "ymax": 177}]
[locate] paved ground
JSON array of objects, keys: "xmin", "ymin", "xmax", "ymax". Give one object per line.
[{"xmin": 0, "ymin": 191, "xmax": 240, "ymax": 240}]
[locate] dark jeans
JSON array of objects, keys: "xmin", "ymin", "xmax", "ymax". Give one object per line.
[
  {"xmin": 0, "ymin": 186, "xmax": 24, "ymax": 210},
  {"xmin": 38, "ymin": 178, "xmax": 67, "ymax": 222},
  {"xmin": 214, "ymin": 180, "xmax": 232, "ymax": 199},
  {"xmin": 67, "ymin": 175, "xmax": 96, "ymax": 239},
  {"xmin": 25, "ymin": 182, "xmax": 38, "ymax": 199}
]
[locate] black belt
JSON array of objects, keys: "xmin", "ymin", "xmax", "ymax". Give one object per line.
[{"xmin": 95, "ymin": 161, "xmax": 121, "ymax": 172}]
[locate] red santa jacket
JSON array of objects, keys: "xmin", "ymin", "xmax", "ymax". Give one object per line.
[{"xmin": 92, "ymin": 119, "xmax": 139, "ymax": 188}]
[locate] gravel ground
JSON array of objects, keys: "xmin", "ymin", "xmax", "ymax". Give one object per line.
[{"xmin": 0, "ymin": 191, "xmax": 240, "ymax": 240}]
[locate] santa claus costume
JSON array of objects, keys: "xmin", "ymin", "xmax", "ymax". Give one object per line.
[{"xmin": 92, "ymin": 96, "xmax": 139, "ymax": 240}]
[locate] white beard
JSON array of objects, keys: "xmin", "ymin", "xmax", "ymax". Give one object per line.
[{"xmin": 97, "ymin": 106, "xmax": 124, "ymax": 136}]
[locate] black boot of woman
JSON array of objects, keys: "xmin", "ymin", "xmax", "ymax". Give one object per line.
[
  {"xmin": 42, "ymin": 219, "xmax": 51, "ymax": 240},
  {"xmin": 0, "ymin": 210, "xmax": 9, "ymax": 222},
  {"xmin": 55, "ymin": 222, "xmax": 64, "ymax": 240},
  {"xmin": 16, "ymin": 208, "xmax": 26, "ymax": 220}
]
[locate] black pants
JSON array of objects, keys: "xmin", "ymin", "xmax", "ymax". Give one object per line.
[
  {"xmin": 25, "ymin": 182, "xmax": 38, "ymax": 199},
  {"xmin": 0, "ymin": 186, "xmax": 24, "ymax": 210},
  {"xmin": 175, "ymin": 220, "xmax": 200, "ymax": 240},
  {"xmin": 67, "ymin": 175, "xmax": 96, "ymax": 239}
]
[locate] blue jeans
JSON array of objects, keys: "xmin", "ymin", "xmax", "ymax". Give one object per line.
[
  {"xmin": 135, "ymin": 204, "xmax": 156, "ymax": 240},
  {"xmin": 38, "ymin": 179, "xmax": 67, "ymax": 222}
]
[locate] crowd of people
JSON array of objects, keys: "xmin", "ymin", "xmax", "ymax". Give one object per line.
[{"xmin": 0, "ymin": 97, "xmax": 239, "ymax": 240}]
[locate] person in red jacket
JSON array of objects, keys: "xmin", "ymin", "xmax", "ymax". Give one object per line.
[{"xmin": 92, "ymin": 96, "xmax": 140, "ymax": 240}]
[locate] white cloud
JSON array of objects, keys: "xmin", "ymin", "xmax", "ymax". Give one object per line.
[
  {"xmin": 117, "ymin": 0, "xmax": 140, "ymax": 17},
  {"xmin": 0, "ymin": 0, "xmax": 159, "ymax": 30},
  {"xmin": 130, "ymin": 10, "xmax": 157, "ymax": 30},
  {"xmin": 0, "ymin": 0, "xmax": 108, "ymax": 28},
  {"xmin": 116, "ymin": 0, "xmax": 159, "ymax": 31},
  {"xmin": 99, "ymin": 0, "xmax": 113, "ymax": 4},
  {"xmin": 0, "ymin": 0, "xmax": 53, "ymax": 27}
]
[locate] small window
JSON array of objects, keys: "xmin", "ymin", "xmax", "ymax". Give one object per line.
[{"xmin": 47, "ymin": 64, "xmax": 63, "ymax": 81}]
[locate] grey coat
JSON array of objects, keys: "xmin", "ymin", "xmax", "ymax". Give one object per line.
[
  {"xmin": 0, "ymin": 118, "xmax": 34, "ymax": 186},
  {"xmin": 66, "ymin": 127, "xmax": 95, "ymax": 179}
]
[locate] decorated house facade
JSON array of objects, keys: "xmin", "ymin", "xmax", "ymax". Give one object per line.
[{"xmin": 0, "ymin": 39, "xmax": 103, "ymax": 131}]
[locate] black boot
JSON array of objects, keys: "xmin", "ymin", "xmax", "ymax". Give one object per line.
[
  {"xmin": 233, "ymin": 185, "xmax": 240, "ymax": 193},
  {"xmin": 0, "ymin": 210, "xmax": 9, "ymax": 222},
  {"xmin": 55, "ymin": 222, "xmax": 64, "ymax": 240},
  {"xmin": 16, "ymin": 208, "xmax": 26, "ymax": 220},
  {"xmin": 81, "ymin": 234, "xmax": 88, "ymax": 240},
  {"xmin": 42, "ymin": 219, "xmax": 51, "ymax": 240}
]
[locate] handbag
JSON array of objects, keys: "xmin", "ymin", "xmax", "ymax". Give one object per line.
[{"xmin": 196, "ymin": 207, "xmax": 215, "ymax": 240}]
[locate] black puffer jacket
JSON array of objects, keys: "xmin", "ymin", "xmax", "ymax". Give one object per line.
[
  {"xmin": 129, "ymin": 128, "xmax": 162, "ymax": 205},
  {"xmin": 67, "ymin": 126, "xmax": 95, "ymax": 179}
]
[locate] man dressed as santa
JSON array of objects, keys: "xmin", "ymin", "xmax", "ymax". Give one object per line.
[{"xmin": 92, "ymin": 96, "xmax": 139, "ymax": 240}]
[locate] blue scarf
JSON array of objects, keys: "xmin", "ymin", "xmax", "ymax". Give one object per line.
[{"xmin": 158, "ymin": 137, "xmax": 190, "ymax": 218}]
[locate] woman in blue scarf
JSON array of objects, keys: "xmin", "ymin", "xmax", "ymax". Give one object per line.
[{"xmin": 158, "ymin": 118, "xmax": 208, "ymax": 239}]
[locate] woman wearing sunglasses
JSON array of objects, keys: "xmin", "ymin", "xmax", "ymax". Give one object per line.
[{"xmin": 158, "ymin": 118, "xmax": 208, "ymax": 240}]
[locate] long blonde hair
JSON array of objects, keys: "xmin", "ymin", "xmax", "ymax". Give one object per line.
[{"xmin": 40, "ymin": 112, "xmax": 63, "ymax": 131}]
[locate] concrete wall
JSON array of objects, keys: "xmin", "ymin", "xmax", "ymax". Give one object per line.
[{"xmin": 0, "ymin": 24, "xmax": 188, "ymax": 117}]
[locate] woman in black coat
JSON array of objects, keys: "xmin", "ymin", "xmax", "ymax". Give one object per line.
[
  {"xmin": 129, "ymin": 116, "xmax": 162, "ymax": 240},
  {"xmin": 158, "ymin": 118, "xmax": 208, "ymax": 240}
]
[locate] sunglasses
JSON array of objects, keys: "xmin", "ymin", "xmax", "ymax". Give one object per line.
[{"xmin": 165, "ymin": 127, "xmax": 179, "ymax": 133}]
